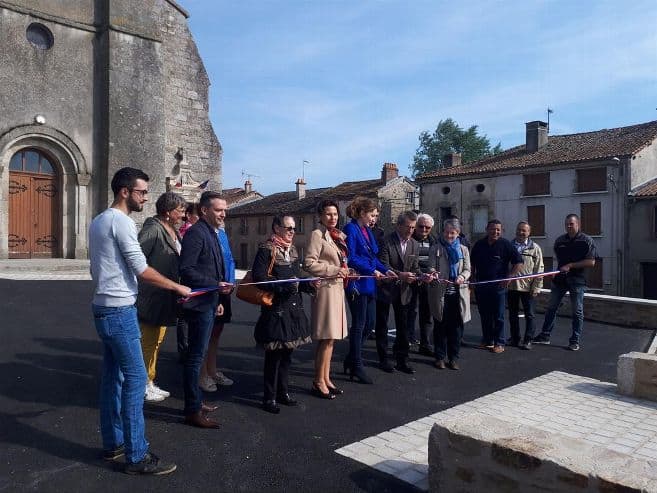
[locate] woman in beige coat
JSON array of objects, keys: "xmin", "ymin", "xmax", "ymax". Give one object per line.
[
  {"xmin": 427, "ymin": 218, "xmax": 471, "ymax": 370},
  {"xmin": 304, "ymin": 199, "xmax": 350, "ymax": 398}
]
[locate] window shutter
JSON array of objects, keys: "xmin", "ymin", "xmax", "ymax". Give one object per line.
[
  {"xmin": 580, "ymin": 202, "xmax": 601, "ymax": 235},
  {"xmin": 527, "ymin": 205, "xmax": 545, "ymax": 236},
  {"xmin": 576, "ymin": 168, "xmax": 607, "ymax": 192},
  {"xmin": 523, "ymin": 173, "xmax": 550, "ymax": 196}
]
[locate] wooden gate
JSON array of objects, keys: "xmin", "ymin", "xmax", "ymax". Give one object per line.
[{"xmin": 8, "ymin": 149, "xmax": 60, "ymax": 258}]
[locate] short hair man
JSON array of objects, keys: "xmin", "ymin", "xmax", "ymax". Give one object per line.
[
  {"xmin": 470, "ymin": 219, "xmax": 523, "ymax": 353},
  {"xmin": 179, "ymin": 191, "xmax": 233, "ymax": 428},
  {"xmin": 89, "ymin": 167, "xmax": 190, "ymax": 475},
  {"xmin": 408, "ymin": 213, "xmax": 436, "ymax": 356},
  {"xmin": 378, "ymin": 211, "xmax": 422, "ymax": 374},
  {"xmin": 533, "ymin": 214, "xmax": 597, "ymax": 351},
  {"xmin": 507, "ymin": 221, "xmax": 544, "ymax": 350}
]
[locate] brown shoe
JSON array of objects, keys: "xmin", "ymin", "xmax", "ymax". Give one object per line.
[
  {"xmin": 184, "ymin": 411, "xmax": 220, "ymax": 429},
  {"xmin": 434, "ymin": 360, "xmax": 446, "ymax": 369},
  {"xmin": 447, "ymin": 360, "xmax": 460, "ymax": 370},
  {"xmin": 491, "ymin": 345, "xmax": 505, "ymax": 354},
  {"xmin": 201, "ymin": 402, "xmax": 218, "ymax": 413}
]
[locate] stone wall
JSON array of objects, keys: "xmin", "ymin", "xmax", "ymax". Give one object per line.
[
  {"xmin": 534, "ymin": 290, "xmax": 657, "ymax": 330},
  {"xmin": 160, "ymin": 2, "xmax": 222, "ymax": 195}
]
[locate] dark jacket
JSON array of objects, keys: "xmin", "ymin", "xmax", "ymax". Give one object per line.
[
  {"xmin": 179, "ymin": 219, "xmax": 224, "ymax": 312},
  {"xmin": 136, "ymin": 216, "xmax": 181, "ymax": 326},
  {"xmin": 343, "ymin": 220, "xmax": 388, "ymax": 297},
  {"xmin": 252, "ymin": 241, "xmax": 312, "ymax": 350},
  {"xmin": 378, "ymin": 232, "xmax": 421, "ymax": 305}
]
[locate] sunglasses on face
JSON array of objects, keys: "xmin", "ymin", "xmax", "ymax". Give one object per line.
[{"xmin": 280, "ymin": 226, "xmax": 295, "ymax": 232}]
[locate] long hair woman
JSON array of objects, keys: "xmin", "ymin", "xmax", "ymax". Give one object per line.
[
  {"xmin": 342, "ymin": 197, "xmax": 396, "ymax": 384},
  {"xmin": 303, "ymin": 199, "xmax": 350, "ymax": 399},
  {"xmin": 252, "ymin": 215, "xmax": 314, "ymax": 414}
]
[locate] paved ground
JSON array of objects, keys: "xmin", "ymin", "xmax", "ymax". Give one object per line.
[{"xmin": 0, "ymin": 279, "xmax": 653, "ymax": 492}]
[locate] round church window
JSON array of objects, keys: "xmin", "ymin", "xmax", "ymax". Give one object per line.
[{"xmin": 26, "ymin": 23, "xmax": 54, "ymax": 50}]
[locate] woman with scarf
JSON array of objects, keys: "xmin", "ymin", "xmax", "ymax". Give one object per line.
[
  {"xmin": 303, "ymin": 199, "xmax": 350, "ymax": 399},
  {"xmin": 427, "ymin": 218, "xmax": 471, "ymax": 370},
  {"xmin": 252, "ymin": 215, "xmax": 313, "ymax": 414}
]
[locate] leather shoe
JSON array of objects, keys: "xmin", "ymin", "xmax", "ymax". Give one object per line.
[
  {"xmin": 447, "ymin": 360, "xmax": 460, "ymax": 370},
  {"xmin": 201, "ymin": 402, "xmax": 218, "ymax": 413},
  {"xmin": 434, "ymin": 360, "xmax": 446, "ymax": 370},
  {"xmin": 262, "ymin": 400, "xmax": 280, "ymax": 414},
  {"xmin": 395, "ymin": 362, "xmax": 416, "ymax": 374},
  {"xmin": 184, "ymin": 411, "xmax": 220, "ymax": 429},
  {"xmin": 379, "ymin": 361, "xmax": 395, "ymax": 373},
  {"xmin": 418, "ymin": 345, "xmax": 434, "ymax": 357},
  {"xmin": 277, "ymin": 393, "xmax": 298, "ymax": 406}
]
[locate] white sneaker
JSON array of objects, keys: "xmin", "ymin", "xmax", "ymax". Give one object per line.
[
  {"xmin": 144, "ymin": 384, "xmax": 166, "ymax": 402},
  {"xmin": 147, "ymin": 381, "xmax": 170, "ymax": 398},
  {"xmin": 212, "ymin": 371, "xmax": 234, "ymax": 387},
  {"xmin": 199, "ymin": 376, "xmax": 217, "ymax": 392}
]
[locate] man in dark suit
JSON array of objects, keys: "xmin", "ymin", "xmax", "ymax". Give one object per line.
[
  {"xmin": 179, "ymin": 191, "xmax": 232, "ymax": 428},
  {"xmin": 378, "ymin": 211, "xmax": 422, "ymax": 374}
]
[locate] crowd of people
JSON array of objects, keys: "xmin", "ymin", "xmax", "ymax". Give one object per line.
[{"xmin": 89, "ymin": 167, "xmax": 597, "ymax": 475}]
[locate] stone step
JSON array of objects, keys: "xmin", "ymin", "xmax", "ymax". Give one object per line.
[{"xmin": 0, "ymin": 259, "xmax": 90, "ymax": 272}]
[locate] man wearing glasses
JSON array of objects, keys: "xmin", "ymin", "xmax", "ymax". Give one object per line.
[
  {"xmin": 408, "ymin": 213, "xmax": 436, "ymax": 356},
  {"xmin": 89, "ymin": 167, "xmax": 190, "ymax": 475}
]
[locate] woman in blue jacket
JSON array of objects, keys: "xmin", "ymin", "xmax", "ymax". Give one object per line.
[{"xmin": 343, "ymin": 197, "xmax": 396, "ymax": 383}]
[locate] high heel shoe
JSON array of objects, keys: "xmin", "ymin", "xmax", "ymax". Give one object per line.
[
  {"xmin": 349, "ymin": 367, "xmax": 373, "ymax": 384},
  {"xmin": 327, "ymin": 385, "xmax": 343, "ymax": 396},
  {"xmin": 311, "ymin": 382, "xmax": 336, "ymax": 400}
]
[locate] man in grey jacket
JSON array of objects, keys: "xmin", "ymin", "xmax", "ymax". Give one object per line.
[
  {"xmin": 507, "ymin": 221, "xmax": 544, "ymax": 350},
  {"xmin": 89, "ymin": 167, "xmax": 190, "ymax": 475}
]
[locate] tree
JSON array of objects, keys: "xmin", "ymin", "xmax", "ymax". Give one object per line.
[{"xmin": 411, "ymin": 118, "xmax": 502, "ymax": 177}]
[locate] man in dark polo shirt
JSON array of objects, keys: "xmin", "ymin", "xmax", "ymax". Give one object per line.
[
  {"xmin": 533, "ymin": 214, "xmax": 597, "ymax": 351},
  {"xmin": 470, "ymin": 219, "xmax": 523, "ymax": 353}
]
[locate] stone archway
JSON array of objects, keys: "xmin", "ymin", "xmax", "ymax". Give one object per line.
[{"xmin": 0, "ymin": 125, "xmax": 90, "ymax": 259}]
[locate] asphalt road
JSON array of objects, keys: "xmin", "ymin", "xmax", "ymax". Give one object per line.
[{"xmin": 0, "ymin": 279, "xmax": 653, "ymax": 492}]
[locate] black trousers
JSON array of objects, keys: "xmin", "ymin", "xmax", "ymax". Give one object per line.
[
  {"xmin": 433, "ymin": 293, "xmax": 464, "ymax": 362},
  {"xmin": 176, "ymin": 317, "xmax": 188, "ymax": 357},
  {"xmin": 375, "ymin": 300, "xmax": 391, "ymax": 363},
  {"xmin": 263, "ymin": 348, "xmax": 293, "ymax": 401},
  {"xmin": 407, "ymin": 284, "xmax": 433, "ymax": 347},
  {"xmin": 391, "ymin": 301, "xmax": 411, "ymax": 364}
]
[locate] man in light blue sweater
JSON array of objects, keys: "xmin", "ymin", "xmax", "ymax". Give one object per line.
[{"xmin": 89, "ymin": 167, "xmax": 190, "ymax": 475}]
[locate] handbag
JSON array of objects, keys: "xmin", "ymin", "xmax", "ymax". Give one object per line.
[{"xmin": 236, "ymin": 246, "xmax": 276, "ymax": 306}]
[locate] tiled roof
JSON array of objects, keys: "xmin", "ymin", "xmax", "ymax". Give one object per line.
[
  {"xmin": 222, "ymin": 187, "xmax": 263, "ymax": 207},
  {"xmin": 228, "ymin": 187, "xmax": 331, "ymax": 216},
  {"xmin": 632, "ymin": 178, "xmax": 657, "ymax": 198},
  {"xmin": 417, "ymin": 120, "xmax": 657, "ymax": 182},
  {"xmin": 328, "ymin": 179, "xmax": 382, "ymax": 198}
]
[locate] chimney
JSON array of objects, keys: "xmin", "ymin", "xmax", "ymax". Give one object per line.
[
  {"xmin": 443, "ymin": 152, "xmax": 462, "ymax": 168},
  {"xmin": 295, "ymin": 178, "xmax": 306, "ymax": 200},
  {"xmin": 244, "ymin": 180, "xmax": 252, "ymax": 194},
  {"xmin": 381, "ymin": 162, "xmax": 399, "ymax": 184},
  {"xmin": 525, "ymin": 121, "xmax": 548, "ymax": 152}
]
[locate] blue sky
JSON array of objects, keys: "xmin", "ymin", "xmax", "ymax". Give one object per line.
[{"xmin": 185, "ymin": 0, "xmax": 657, "ymax": 195}]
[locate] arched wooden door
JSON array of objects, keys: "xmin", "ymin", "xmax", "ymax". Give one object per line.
[{"xmin": 8, "ymin": 149, "xmax": 60, "ymax": 258}]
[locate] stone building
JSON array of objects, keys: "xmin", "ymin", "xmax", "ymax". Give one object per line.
[
  {"xmin": 627, "ymin": 178, "xmax": 657, "ymax": 299},
  {"xmin": 0, "ymin": 0, "xmax": 221, "ymax": 259},
  {"xmin": 225, "ymin": 163, "xmax": 417, "ymax": 269},
  {"xmin": 416, "ymin": 120, "xmax": 657, "ymax": 296}
]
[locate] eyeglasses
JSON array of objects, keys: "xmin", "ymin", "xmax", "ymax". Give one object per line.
[
  {"xmin": 281, "ymin": 226, "xmax": 296, "ymax": 232},
  {"xmin": 130, "ymin": 188, "xmax": 148, "ymax": 197},
  {"xmin": 417, "ymin": 225, "xmax": 432, "ymax": 230}
]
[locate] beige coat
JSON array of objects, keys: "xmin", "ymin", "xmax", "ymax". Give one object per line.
[
  {"xmin": 508, "ymin": 240, "xmax": 544, "ymax": 293},
  {"xmin": 303, "ymin": 226, "xmax": 348, "ymax": 340},
  {"xmin": 426, "ymin": 242, "xmax": 472, "ymax": 323}
]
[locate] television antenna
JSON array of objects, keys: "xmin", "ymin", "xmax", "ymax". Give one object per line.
[{"xmin": 241, "ymin": 169, "xmax": 261, "ymax": 181}]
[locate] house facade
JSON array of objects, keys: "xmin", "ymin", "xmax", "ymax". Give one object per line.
[
  {"xmin": 225, "ymin": 163, "xmax": 417, "ymax": 269},
  {"xmin": 417, "ymin": 120, "xmax": 657, "ymax": 296},
  {"xmin": 0, "ymin": 0, "xmax": 221, "ymax": 259},
  {"xmin": 627, "ymin": 178, "xmax": 657, "ymax": 299}
]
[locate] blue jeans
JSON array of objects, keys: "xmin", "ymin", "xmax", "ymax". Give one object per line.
[
  {"xmin": 475, "ymin": 287, "xmax": 506, "ymax": 346},
  {"xmin": 182, "ymin": 308, "xmax": 215, "ymax": 415},
  {"xmin": 540, "ymin": 283, "xmax": 585, "ymax": 344},
  {"xmin": 346, "ymin": 294, "xmax": 375, "ymax": 370},
  {"xmin": 92, "ymin": 304, "xmax": 148, "ymax": 464}
]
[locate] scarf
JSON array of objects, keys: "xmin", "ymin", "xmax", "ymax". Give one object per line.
[
  {"xmin": 269, "ymin": 234, "xmax": 292, "ymax": 262},
  {"xmin": 328, "ymin": 227, "xmax": 349, "ymax": 287},
  {"xmin": 440, "ymin": 237, "xmax": 463, "ymax": 281}
]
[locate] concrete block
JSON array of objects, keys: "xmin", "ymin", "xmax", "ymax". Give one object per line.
[{"xmin": 617, "ymin": 352, "xmax": 657, "ymax": 401}]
